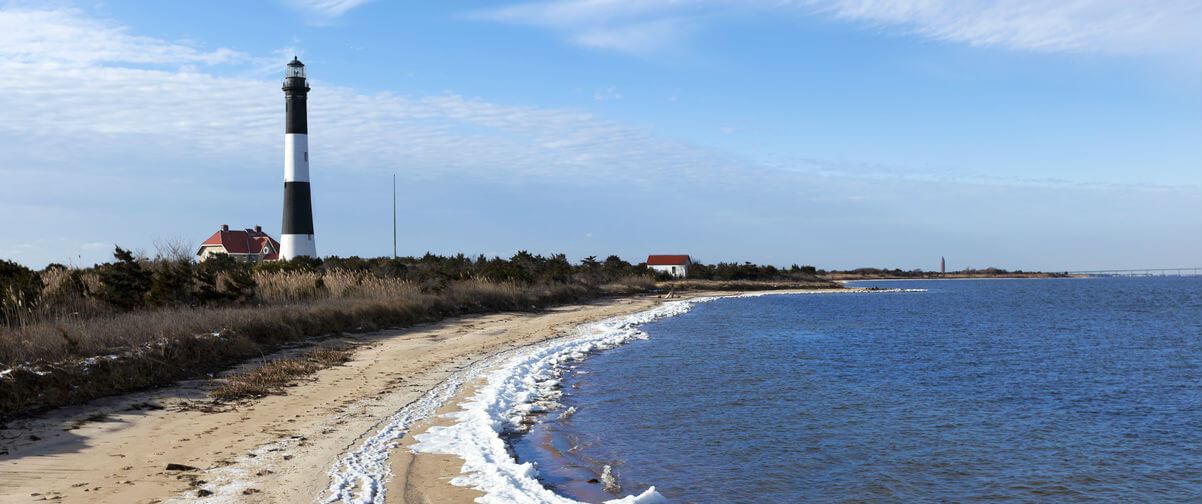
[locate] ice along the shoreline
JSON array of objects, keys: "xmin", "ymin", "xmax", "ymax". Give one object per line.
[{"xmin": 409, "ymin": 297, "xmax": 706, "ymax": 504}]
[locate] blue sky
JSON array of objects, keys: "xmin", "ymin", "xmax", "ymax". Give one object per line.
[{"xmin": 1, "ymin": 0, "xmax": 1199, "ymax": 271}]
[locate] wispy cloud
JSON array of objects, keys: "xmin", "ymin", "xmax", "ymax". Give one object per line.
[
  {"xmin": 0, "ymin": 8, "xmax": 250, "ymax": 65},
  {"xmin": 282, "ymin": 0, "xmax": 375, "ymax": 24},
  {"xmin": 0, "ymin": 6, "xmax": 755, "ymax": 191},
  {"xmin": 810, "ymin": 0, "xmax": 1202, "ymax": 55},
  {"xmin": 468, "ymin": 0, "xmax": 700, "ymax": 54},
  {"xmin": 470, "ymin": 0, "xmax": 1202, "ymax": 56},
  {"xmin": 3, "ymin": 6, "xmax": 1192, "ymax": 197},
  {"xmin": 593, "ymin": 86, "xmax": 623, "ymax": 100},
  {"xmin": 6, "ymin": 5, "xmax": 1196, "ymax": 192}
]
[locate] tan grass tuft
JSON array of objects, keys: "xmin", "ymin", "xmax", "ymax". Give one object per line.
[{"xmin": 210, "ymin": 347, "xmax": 352, "ymax": 400}]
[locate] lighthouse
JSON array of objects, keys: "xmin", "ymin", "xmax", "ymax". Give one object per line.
[{"xmin": 281, "ymin": 57, "xmax": 316, "ymax": 259}]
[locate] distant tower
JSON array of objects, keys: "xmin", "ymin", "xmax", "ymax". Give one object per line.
[
  {"xmin": 941, "ymin": 256, "xmax": 946, "ymax": 275},
  {"xmin": 281, "ymin": 57, "xmax": 316, "ymax": 259}
]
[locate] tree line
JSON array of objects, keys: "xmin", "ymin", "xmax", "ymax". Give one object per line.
[{"xmin": 0, "ymin": 249, "xmax": 655, "ymax": 325}]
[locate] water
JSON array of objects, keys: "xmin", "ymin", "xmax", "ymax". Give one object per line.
[{"xmin": 512, "ymin": 278, "xmax": 1202, "ymax": 503}]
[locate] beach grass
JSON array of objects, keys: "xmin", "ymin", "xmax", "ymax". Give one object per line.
[{"xmin": 210, "ymin": 346, "xmax": 353, "ymax": 400}]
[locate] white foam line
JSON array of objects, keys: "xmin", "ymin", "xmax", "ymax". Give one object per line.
[
  {"xmin": 320, "ymin": 349, "xmax": 511, "ymax": 504},
  {"xmin": 317, "ymin": 299, "xmax": 705, "ymax": 504},
  {"xmin": 407, "ymin": 299, "xmax": 716, "ymax": 504}
]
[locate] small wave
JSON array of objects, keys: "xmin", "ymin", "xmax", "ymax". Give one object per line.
[
  {"xmin": 600, "ymin": 464, "xmax": 621, "ymax": 494},
  {"xmin": 558, "ymin": 406, "xmax": 578, "ymax": 420}
]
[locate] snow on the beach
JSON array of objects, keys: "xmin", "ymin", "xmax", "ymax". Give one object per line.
[
  {"xmin": 408, "ymin": 299, "xmax": 707, "ymax": 504},
  {"xmin": 165, "ymin": 437, "xmax": 304, "ymax": 504},
  {"xmin": 320, "ymin": 348, "xmax": 512, "ymax": 504},
  {"xmin": 0, "ymin": 331, "xmax": 247, "ymax": 381}
]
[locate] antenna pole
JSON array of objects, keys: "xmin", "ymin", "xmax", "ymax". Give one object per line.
[{"xmin": 392, "ymin": 174, "xmax": 397, "ymax": 259}]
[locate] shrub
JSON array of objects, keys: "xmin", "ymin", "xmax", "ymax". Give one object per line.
[
  {"xmin": 97, "ymin": 247, "xmax": 152, "ymax": 310},
  {"xmin": 146, "ymin": 259, "xmax": 195, "ymax": 307},
  {"xmin": 0, "ymin": 259, "xmax": 42, "ymax": 325}
]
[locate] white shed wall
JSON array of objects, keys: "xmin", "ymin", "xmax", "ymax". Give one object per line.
[{"xmin": 650, "ymin": 264, "xmax": 688, "ymax": 278}]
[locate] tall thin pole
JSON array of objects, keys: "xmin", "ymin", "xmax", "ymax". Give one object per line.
[{"xmin": 392, "ymin": 174, "xmax": 397, "ymax": 259}]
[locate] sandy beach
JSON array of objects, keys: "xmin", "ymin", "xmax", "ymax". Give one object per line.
[
  {"xmin": 0, "ymin": 289, "xmax": 854, "ymax": 503},
  {"xmin": 0, "ymin": 294, "xmax": 666, "ymax": 503}
]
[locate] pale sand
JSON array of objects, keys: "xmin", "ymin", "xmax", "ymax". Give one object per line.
[
  {"xmin": 0, "ymin": 288, "xmax": 853, "ymax": 503},
  {"xmin": 0, "ymin": 295, "xmax": 662, "ymax": 503}
]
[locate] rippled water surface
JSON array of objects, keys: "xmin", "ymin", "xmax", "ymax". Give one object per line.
[{"xmin": 512, "ymin": 278, "xmax": 1202, "ymax": 503}]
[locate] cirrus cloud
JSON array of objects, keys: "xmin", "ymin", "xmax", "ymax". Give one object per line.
[
  {"xmin": 281, "ymin": 0, "xmax": 376, "ymax": 24},
  {"xmin": 470, "ymin": 0, "xmax": 1202, "ymax": 56}
]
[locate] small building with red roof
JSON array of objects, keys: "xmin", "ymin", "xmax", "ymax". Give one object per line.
[
  {"xmin": 197, "ymin": 224, "xmax": 280, "ymax": 263},
  {"xmin": 646, "ymin": 254, "xmax": 692, "ymax": 278}
]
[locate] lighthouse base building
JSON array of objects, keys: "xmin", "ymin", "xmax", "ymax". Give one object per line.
[{"xmin": 197, "ymin": 225, "xmax": 280, "ymax": 264}]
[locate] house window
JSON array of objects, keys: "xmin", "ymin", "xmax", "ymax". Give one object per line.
[{"xmin": 304, "ymin": 152, "xmax": 308, "ymax": 162}]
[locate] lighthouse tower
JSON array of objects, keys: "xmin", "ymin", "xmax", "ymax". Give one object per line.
[{"xmin": 281, "ymin": 57, "xmax": 316, "ymax": 259}]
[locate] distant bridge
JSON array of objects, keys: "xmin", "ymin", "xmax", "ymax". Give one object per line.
[{"xmin": 1066, "ymin": 268, "xmax": 1201, "ymax": 277}]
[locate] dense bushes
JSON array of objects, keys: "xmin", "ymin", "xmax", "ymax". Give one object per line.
[
  {"xmin": 1, "ymin": 248, "xmax": 654, "ymax": 327},
  {"xmin": 820, "ymin": 266, "xmax": 1060, "ymax": 279},
  {"xmin": 0, "ymin": 260, "xmax": 42, "ymax": 325},
  {"xmin": 5, "ymin": 246, "xmax": 1049, "ymax": 330},
  {"xmin": 686, "ymin": 262, "xmax": 821, "ymax": 282}
]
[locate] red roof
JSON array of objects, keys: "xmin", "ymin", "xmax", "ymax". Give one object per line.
[
  {"xmin": 646, "ymin": 254, "xmax": 691, "ymax": 266},
  {"xmin": 200, "ymin": 227, "xmax": 280, "ymax": 259}
]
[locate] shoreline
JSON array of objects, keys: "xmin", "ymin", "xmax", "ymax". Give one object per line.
[
  {"xmin": 839, "ymin": 276, "xmax": 1085, "ymax": 282},
  {"xmin": 0, "ymin": 287, "xmax": 888, "ymax": 503},
  {"xmin": 393, "ymin": 287, "xmax": 906, "ymax": 504}
]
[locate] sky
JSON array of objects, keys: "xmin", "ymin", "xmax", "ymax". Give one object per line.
[{"xmin": 1, "ymin": 0, "xmax": 1199, "ymax": 271}]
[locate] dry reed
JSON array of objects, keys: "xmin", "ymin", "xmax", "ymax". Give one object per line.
[{"xmin": 210, "ymin": 347, "xmax": 352, "ymax": 400}]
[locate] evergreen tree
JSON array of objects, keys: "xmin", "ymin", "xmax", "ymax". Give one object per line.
[
  {"xmin": 97, "ymin": 246, "xmax": 152, "ymax": 310},
  {"xmin": 146, "ymin": 259, "xmax": 194, "ymax": 307}
]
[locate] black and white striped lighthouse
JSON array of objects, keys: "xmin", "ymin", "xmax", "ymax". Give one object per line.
[{"xmin": 281, "ymin": 57, "xmax": 316, "ymax": 259}]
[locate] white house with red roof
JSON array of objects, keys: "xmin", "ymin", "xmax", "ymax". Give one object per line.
[
  {"xmin": 197, "ymin": 225, "xmax": 281, "ymax": 263},
  {"xmin": 647, "ymin": 254, "xmax": 692, "ymax": 278}
]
